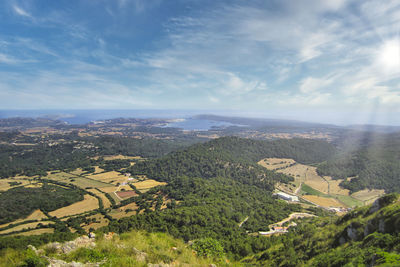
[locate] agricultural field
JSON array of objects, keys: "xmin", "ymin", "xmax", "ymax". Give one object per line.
[
  {"xmin": 0, "ymin": 178, "xmax": 32, "ymax": 191},
  {"xmin": 261, "ymin": 157, "xmax": 375, "ymax": 209},
  {"xmin": 258, "ymin": 158, "xmax": 296, "ymax": 171},
  {"xmin": 102, "ymin": 155, "xmax": 141, "ymax": 161},
  {"xmin": 351, "ymin": 189, "xmax": 385, "ymax": 204},
  {"xmin": 14, "ymin": 228, "xmax": 54, "ymax": 236},
  {"xmin": 0, "ymin": 209, "xmax": 48, "ymax": 229},
  {"xmin": 69, "ymin": 177, "xmax": 112, "ymax": 189},
  {"xmin": 87, "ymin": 188, "xmax": 112, "ymax": 209},
  {"xmin": 48, "ymin": 195, "xmax": 99, "ymax": 218},
  {"xmin": 69, "ymin": 168, "xmax": 85, "ymax": 176},
  {"xmin": 81, "ymin": 214, "xmax": 110, "ymax": 231},
  {"xmin": 93, "ymin": 166, "xmax": 105, "ymax": 173},
  {"xmin": 302, "ymin": 195, "xmax": 345, "ymax": 208},
  {"xmin": 109, "ymin": 203, "xmax": 138, "ymax": 220},
  {"xmin": 116, "ymin": 190, "xmax": 138, "ymax": 199},
  {"xmin": 86, "ymin": 171, "xmax": 127, "ymax": 185},
  {"xmin": 0, "ymin": 221, "xmax": 52, "ymax": 235},
  {"xmin": 132, "ymin": 179, "xmax": 167, "ymax": 192}
]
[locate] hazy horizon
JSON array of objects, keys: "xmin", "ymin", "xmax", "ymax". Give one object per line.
[{"xmin": 1, "ymin": 109, "xmax": 400, "ymax": 127}]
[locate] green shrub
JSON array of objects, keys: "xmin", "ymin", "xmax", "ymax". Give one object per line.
[{"xmin": 192, "ymin": 238, "xmax": 225, "ymax": 259}]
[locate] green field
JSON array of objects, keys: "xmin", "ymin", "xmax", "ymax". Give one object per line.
[
  {"xmin": 334, "ymin": 194, "xmax": 363, "ymax": 208},
  {"xmin": 300, "ymin": 183, "xmax": 329, "ymax": 197}
]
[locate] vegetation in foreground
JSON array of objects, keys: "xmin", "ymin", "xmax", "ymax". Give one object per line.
[{"xmin": 0, "ymin": 230, "xmax": 228, "ymax": 267}]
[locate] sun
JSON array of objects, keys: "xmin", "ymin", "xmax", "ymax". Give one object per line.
[{"xmin": 377, "ymin": 38, "xmax": 400, "ymax": 72}]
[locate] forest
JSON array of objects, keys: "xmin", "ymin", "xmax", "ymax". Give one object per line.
[
  {"xmin": 317, "ymin": 132, "xmax": 400, "ymax": 192},
  {"xmin": 0, "ymin": 184, "xmax": 83, "ymax": 224}
]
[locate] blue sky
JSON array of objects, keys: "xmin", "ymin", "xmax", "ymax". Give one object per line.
[{"xmin": 0, "ymin": 0, "xmax": 399, "ymax": 125}]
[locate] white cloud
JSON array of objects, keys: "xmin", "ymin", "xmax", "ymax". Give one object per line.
[{"xmin": 12, "ymin": 5, "xmax": 31, "ymax": 18}]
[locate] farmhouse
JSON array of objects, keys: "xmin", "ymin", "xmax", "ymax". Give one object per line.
[{"xmin": 274, "ymin": 192, "xmax": 299, "ymax": 202}]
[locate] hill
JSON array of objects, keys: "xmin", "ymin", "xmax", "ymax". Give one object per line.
[
  {"xmin": 243, "ymin": 193, "xmax": 400, "ymax": 266},
  {"xmin": 317, "ymin": 132, "xmax": 400, "ymax": 193}
]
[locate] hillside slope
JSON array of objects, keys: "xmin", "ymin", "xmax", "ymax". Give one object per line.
[
  {"xmin": 243, "ymin": 193, "xmax": 400, "ymax": 266},
  {"xmin": 0, "ymin": 230, "xmax": 223, "ymax": 267}
]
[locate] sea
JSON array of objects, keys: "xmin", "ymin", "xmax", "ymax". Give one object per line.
[{"xmin": 0, "ymin": 110, "xmax": 242, "ymax": 131}]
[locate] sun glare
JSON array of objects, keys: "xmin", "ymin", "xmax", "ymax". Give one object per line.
[{"xmin": 377, "ymin": 38, "xmax": 400, "ymax": 72}]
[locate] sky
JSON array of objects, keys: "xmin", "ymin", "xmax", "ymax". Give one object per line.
[{"xmin": 0, "ymin": 0, "xmax": 399, "ymax": 125}]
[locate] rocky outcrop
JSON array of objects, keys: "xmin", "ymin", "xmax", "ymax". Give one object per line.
[{"xmin": 45, "ymin": 235, "xmax": 96, "ymax": 254}]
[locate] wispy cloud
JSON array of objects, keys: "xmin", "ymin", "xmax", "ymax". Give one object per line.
[
  {"xmin": 12, "ymin": 4, "xmax": 31, "ymax": 18},
  {"xmin": 0, "ymin": 0, "xmax": 399, "ymax": 123}
]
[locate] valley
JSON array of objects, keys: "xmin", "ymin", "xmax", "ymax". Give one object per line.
[
  {"xmin": 0, "ymin": 115, "xmax": 399, "ymax": 265},
  {"xmin": 258, "ymin": 158, "xmax": 384, "ymax": 210}
]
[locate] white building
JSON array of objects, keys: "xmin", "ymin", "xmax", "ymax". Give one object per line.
[{"xmin": 274, "ymin": 192, "xmax": 299, "ymax": 202}]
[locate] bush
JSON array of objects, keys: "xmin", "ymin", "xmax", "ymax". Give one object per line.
[{"xmin": 192, "ymin": 238, "xmax": 225, "ymax": 259}]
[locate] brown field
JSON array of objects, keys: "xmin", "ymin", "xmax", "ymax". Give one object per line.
[
  {"xmin": 0, "ymin": 209, "xmax": 48, "ymax": 229},
  {"xmin": 0, "ymin": 178, "xmax": 32, "ymax": 191},
  {"xmin": 49, "ymin": 195, "xmax": 99, "ymax": 218},
  {"xmin": 258, "ymin": 158, "xmax": 296, "ymax": 170},
  {"xmin": 99, "ymin": 186, "xmax": 119, "ymax": 193},
  {"xmin": 86, "ymin": 171, "xmax": 127, "ymax": 185},
  {"xmin": 69, "ymin": 177, "xmax": 112, "ymax": 189},
  {"xmin": 14, "ymin": 228, "xmax": 54, "ymax": 236},
  {"xmin": 352, "ymin": 189, "xmax": 385, "ymax": 203},
  {"xmin": 109, "ymin": 203, "xmax": 138, "ymax": 220},
  {"xmin": 45, "ymin": 172, "xmax": 76, "ymax": 184},
  {"xmin": 82, "ymin": 214, "xmax": 110, "ymax": 231},
  {"xmin": 260, "ymin": 158, "xmax": 350, "ymax": 197},
  {"xmin": 302, "ymin": 195, "xmax": 345, "ymax": 208},
  {"xmin": 98, "ymin": 187, "xmax": 121, "ymax": 203},
  {"xmin": 87, "ymin": 189, "xmax": 112, "ymax": 208},
  {"xmin": 102, "ymin": 155, "xmax": 141, "ymax": 161},
  {"xmin": 116, "ymin": 190, "xmax": 138, "ymax": 199},
  {"xmin": 70, "ymin": 168, "xmax": 85, "ymax": 176},
  {"xmin": 0, "ymin": 221, "xmax": 52, "ymax": 235},
  {"xmin": 133, "ymin": 179, "xmax": 167, "ymax": 192},
  {"xmin": 324, "ymin": 177, "xmax": 350, "ymax": 195},
  {"xmin": 93, "ymin": 166, "xmax": 105, "ymax": 173},
  {"xmin": 23, "ymin": 183, "xmax": 43, "ymax": 188}
]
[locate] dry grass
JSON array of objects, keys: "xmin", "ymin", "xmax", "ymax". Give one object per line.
[
  {"xmin": 0, "ymin": 221, "xmax": 52, "ymax": 235},
  {"xmin": 68, "ymin": 177, "xmax": 112, "ymax": 189},
  {"xmin": 49, "ymin": 195, "xmax": 99, "ymax": 218},
  {"xmin": 103, "ymin": 155, "xmax": 141, "ymax": 161},
  {"xmin": 87, "ymin": 189, "xmax": 112, "ymax": 209},
  {"xmin": 116, "ymin": 191, "xmax": 138, "ymax": 199},
  {"xmin": 325, "ymin": 177, "xmax": 350, "ymax": 195},
  {"xmin": 269, "ymin": 159, "xmax": 350, "ymax": 196},
  {"xmin": 99, "ymin": 186, "xmax": 119, "ymax": 193},
  {"xmin": 352, "ymin": 189, "xmax": 385, "ymax": 203},
  {"xmin": 132, "ymin": 179, "xmax": 167, "ymax": 192},
  {"xmin": 70, "ymin": 168, "xmax": 85, "ymax": 176},
  {"xmin": 93, "ymin": 166, "xmax": 105, "ymax": 173},
  {"xmin": 0, "ymin": 179, "xmax": 31, "ymax": 191},
  {"xmin": 23, "ymin": 183, "xmax": 43, "ymax": 188},
  {"xmin": 109, "ymin": 203, "xmax": 138, "ymax": 220},
  {"xmin": 303, "ymin": 168, "xmax": 329, "ymax": 194},
  {"xmin": 13, "ymin": 228, "xmax": 54, "ymax": 236},
  {"xmin": 302, "ymin": 195, "xmax": 345, "ymax": 208},
  {"xmin": 81, "ymin": 214, "xmax": 110, "ymax": 231},
  {"xmin": 0, "ymin": 209, "xmax": 48, "ymax": 229},
  {"xmin": 258, "ymin": 158, "xmax": 296, "ymax": 170},
  {"xmin": 86, "ymin": 171, "xmax": 127, "ymax": 185}
]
